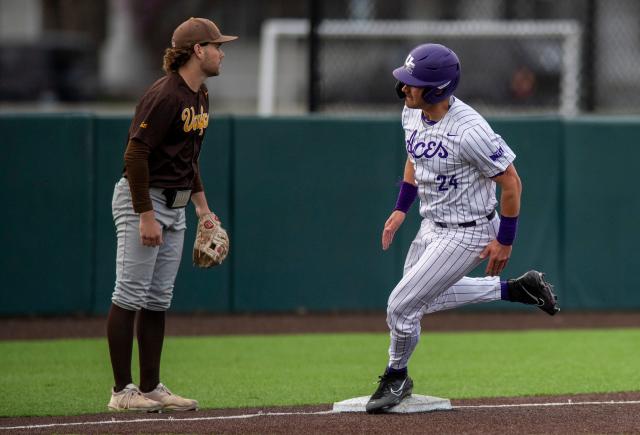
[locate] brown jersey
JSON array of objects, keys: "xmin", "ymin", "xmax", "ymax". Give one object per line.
[{"xmin": 125, "ymin": 72, "xmax": 209, "ymax": 190}]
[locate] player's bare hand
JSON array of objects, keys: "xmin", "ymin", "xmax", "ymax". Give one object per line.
[
  {"xmin": 479, "ymin": 239, "xmax": 512, "ymax": 276},
  {"xmin": 139, "ymin": 211, "xmax": 163, "ymax": 247},
  {"xmin": 382, "ymin": 210, "xmax": 406, "ymax": 251}
]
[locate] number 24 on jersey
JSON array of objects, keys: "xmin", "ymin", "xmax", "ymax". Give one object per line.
[{"xmin": 436, "ymin": 174, "xmax": 458, "ymax": 191}]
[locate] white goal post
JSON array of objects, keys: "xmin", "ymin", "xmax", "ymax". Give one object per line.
[{"xmin": 258, "ymin": 19, "xmax": 581, "ymax": 116}]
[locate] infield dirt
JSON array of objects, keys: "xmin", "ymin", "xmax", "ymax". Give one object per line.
[{"xmin": 2, "ymin": 310, "xmax": 638, "ymax": 340}]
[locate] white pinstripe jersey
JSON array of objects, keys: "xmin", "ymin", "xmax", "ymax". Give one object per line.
[{"xmin": 401, "ymin": 97, "xmax": 516, "ymax": 224}]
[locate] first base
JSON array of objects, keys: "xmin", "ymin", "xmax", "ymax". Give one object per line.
[{"xmin": 332, "ymin": 394, "xmax": 452, "ymax": 414}]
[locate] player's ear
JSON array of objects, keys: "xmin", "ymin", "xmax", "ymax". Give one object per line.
[{"xmin": 193, "ymin": 43, "xmax": 206, "ymax": 58}]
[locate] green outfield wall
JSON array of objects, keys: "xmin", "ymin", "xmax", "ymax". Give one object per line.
[{"xmin": 0, "ymin": 114, "xmax": 637, "ymax": 315}]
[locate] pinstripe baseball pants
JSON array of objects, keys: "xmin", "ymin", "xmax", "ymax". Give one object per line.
[{"xmin": 387, "ymin": 216, "xmax": 502, "ymax": 369}]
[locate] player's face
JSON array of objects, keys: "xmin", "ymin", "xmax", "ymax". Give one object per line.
[
  {"xmin": 402, "ymin": 84, "xmax": 427, "ymax": 109},
  {"xmin": 201, "ymin": 42, "xmax": 224, "ymax": 77}
]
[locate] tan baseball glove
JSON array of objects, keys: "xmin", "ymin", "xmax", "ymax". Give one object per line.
[{"xmin": 193, "ymin": 212, "xmax": 229, "ymax": 268}]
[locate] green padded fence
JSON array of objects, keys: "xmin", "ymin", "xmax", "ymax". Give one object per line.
[
  {"xmin": 563, "ymin": 119, "xmax": 640, "ymax": 310},
  {"xmin": 232, "ymin": 117, "xmax": 404, "ymax": 312},
  {"xmin": 0, "ymin": 114, "xmax": 94, "ymax": 315},
  {"xmin": 1, "ymin": 114, "xmax": 639, "ymax": 315}
]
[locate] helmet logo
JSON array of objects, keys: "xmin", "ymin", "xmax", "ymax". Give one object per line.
[
  {"xmin": 404, "ymin": 54, "xmax": 415, "ymax": 74},
  {"xmin": 437, "ymin": 80, "xmax": 451, "ymax": 90}
]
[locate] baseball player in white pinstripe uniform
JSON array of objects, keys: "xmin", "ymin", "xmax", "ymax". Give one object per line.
[{"xmin": 366, "ymin": 43, "xmax": 560, "ymax": 414}]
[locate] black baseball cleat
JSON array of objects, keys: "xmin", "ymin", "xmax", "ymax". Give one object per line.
[
  {"xmin": 507, "ymin": 270, "xmax": 560, "ymax": 316},
  {"xmin": 365, "ymin": 373, "xmax": 413, "ymax": 414}
]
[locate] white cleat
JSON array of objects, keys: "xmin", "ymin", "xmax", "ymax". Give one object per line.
[
  {"xmin": 142, "ymin": 383, "xmax": 199, "ymax": 411},
  {"xmin": 108, "ymin": 383, "xmax": 163, "ymax": 412}
]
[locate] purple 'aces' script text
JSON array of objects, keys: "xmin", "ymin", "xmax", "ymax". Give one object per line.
[{"xmin": 406, "ymin": 130, "xmax": 449, "ymax": 159}]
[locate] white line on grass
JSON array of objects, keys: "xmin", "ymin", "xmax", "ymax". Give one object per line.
[{"xmin": 2, "ymin": 400, "xmax": 640, "ymax": 431}]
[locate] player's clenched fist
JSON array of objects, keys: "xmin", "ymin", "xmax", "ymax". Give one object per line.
[{"xmin": 382, "ymin": 210, "xmax": 406, "ymax": 250}]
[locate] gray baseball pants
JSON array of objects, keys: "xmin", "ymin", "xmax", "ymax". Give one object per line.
[{"xmin": 111, "ymin": 178, "xmax": 186, "ymax": 311}]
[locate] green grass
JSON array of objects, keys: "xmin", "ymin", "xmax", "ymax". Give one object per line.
[{"xmin": 1, "ymin": 329, "xmax": 639, "ymax": 417}]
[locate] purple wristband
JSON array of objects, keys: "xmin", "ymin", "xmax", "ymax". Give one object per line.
[
  {"xmin": 394, "ymin": 181, "xmax": 418, "ymax": 213},
  {"xmin": 497, "ymin": 215, "xmax": 518, "ymax": 246}
]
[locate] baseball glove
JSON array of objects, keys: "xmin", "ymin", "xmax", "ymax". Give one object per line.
[{"xmin": 193, "ymin": 212, "xmax": 229, "ymax": 268}]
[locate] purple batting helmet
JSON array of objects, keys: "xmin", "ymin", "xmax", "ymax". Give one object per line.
[{"xmin": 393, "ymin": 43, "xmax": 461, "ymax": 104}]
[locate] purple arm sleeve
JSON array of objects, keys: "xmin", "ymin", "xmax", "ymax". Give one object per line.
[
  {"xmin": 394, "ymin": 181, "xmax": 418, "ymax": 213},
  {"xmin": 497, "ymin": 215, "xmax": 518, "ymax": 245}
]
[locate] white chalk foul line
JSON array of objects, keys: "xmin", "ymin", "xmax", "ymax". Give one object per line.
[
  {"xmin": 2, "ymin": 400, "xmax": 640, "ymax": 431},
  {"xmin": 456, "ymin": 399, "xmax": 640, "ymax": 409},
  {"xmin": 0, "ymin": 410, "xmax": 334, "ymax": 431}
]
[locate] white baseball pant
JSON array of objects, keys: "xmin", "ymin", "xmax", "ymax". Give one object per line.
[{"xmin": 387, "ymin": 216, "xmax": 502, "ymax": 369}]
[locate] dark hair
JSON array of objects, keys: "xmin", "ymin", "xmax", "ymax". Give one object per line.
[{"xmin": 162, "ymin": 46, "xmax": 193, "ymax": 73}]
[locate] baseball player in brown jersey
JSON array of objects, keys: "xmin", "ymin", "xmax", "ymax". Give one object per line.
[{"xmin": 106, "ymin": 18, "xmax": 236, "ymax": 412}]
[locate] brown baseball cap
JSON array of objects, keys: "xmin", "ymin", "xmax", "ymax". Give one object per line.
[{"xmin": 171, "ymin": 17, "xmax": 238, "ymax": 48}]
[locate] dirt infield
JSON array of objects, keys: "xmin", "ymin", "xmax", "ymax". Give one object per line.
[
  {"xmin": 1, "ymin": 312, "xmax": 639, "ymax": 433},
  {"xmin": 2, "ymin": 311, "xmax": 638, "ymax": 340},
  {"xmin": 2, "ymin": 392, "xmax": 640, "ymax": 434}
]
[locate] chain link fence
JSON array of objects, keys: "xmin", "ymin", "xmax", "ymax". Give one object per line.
[
  {"xmin": 1, "ymin": 0, "xmax": 639, "ymax": 115},
  {"xmin": 299, "ymin": 0, "xmax": 639, "ymax": 115},
  {"xmin": 307, "ymin": 21, "xmax": 577, "ymax": 116}
]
